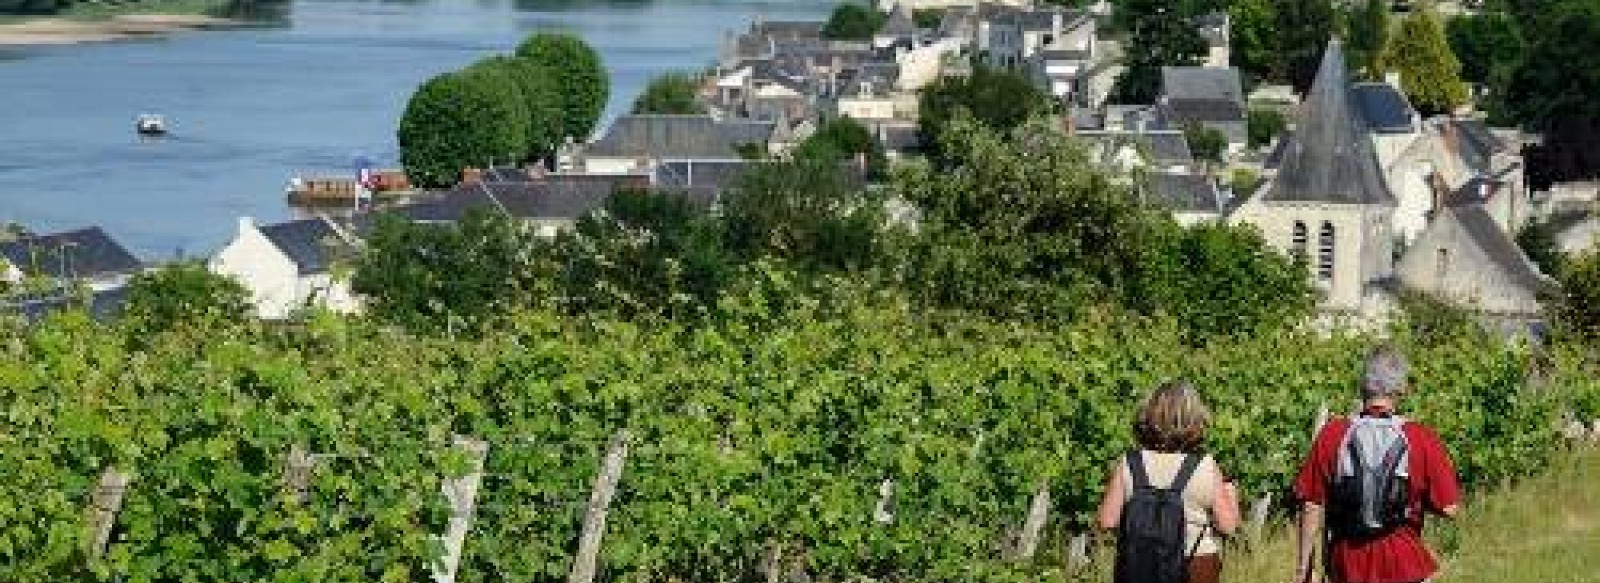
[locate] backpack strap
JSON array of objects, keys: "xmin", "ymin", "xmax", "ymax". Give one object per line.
[
  {"xmin": 1169, "ymin": 453, "xmax": 1204, "ymax": 492},
  {"xmin": 1126, "ymin": 450, "xmax": 1152, "ymax": 490}
]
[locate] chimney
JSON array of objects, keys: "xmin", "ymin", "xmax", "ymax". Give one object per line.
[
  {"xmin": 238, "ymin": 216, "xmax": 255, "ymax": 234},
  {"xmin": 461, "ymin": 167, "xmax": 483, "ymax": 185}
]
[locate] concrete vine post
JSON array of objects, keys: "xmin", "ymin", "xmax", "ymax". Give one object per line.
[
  {"xmin": 567, "ymin": 429, "xmax": 631, "ymax": 583},
  {"xmin": 434, "ymin": 436, "xmax": 489, "ymax": 583},
  {"xmin": 873, "ymin": 478, "xmax": 895, "ymax": 525},
  {"xmin": 85, "ymin": 466, "xmax": 130, "ymax": 561},
  {"xmin": 1010, "ymin": 481, "xmax": 1051, "ymax": 560},
  {"xmin": 283, "ymin": 443, "xmax": 316, "ymax": 505}
]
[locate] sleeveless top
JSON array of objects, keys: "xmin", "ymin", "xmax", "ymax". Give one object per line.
[{"xmin": 1117, "ymin": 450, "xmax": 1222, "ymax": 556}]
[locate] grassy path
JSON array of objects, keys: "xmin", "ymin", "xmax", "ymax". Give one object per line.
[{"xmin": 1218, "ymin": 446, "xmax": 1600, "ymax": 583}]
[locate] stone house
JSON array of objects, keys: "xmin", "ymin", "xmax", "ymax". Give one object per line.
[{"xmin": 1395, "ymin": 199, "xmax": 1552, "ymax": 318}]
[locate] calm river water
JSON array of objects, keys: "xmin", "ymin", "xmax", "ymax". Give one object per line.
[{"xmin": 0, "ymin": 0, "xmax": 833, "ymax": 257}]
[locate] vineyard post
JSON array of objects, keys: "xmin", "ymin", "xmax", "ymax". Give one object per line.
[
  {"xmin": 1313, "ymin": 403, "xmax": 1330, "ymax": 436},
  {"xmin": 284, "ymin": 443, "xmax": 316, "ymax": 505},
  {"xmin": 1066, "ymin": 533, "xmax": 1090, "ymax": 570},
  {"xmin": 434, "ymin": 436, "xmax": 489, "ymax": 583},
  {"xmin": 567, "ymin": 429, "xmax": 632, "ymax": 583},
  {"xmin": 873, "ymin": 478, "xmax": 895, "ymax": 524},
  {"xmin": 1248, "ymin": 493, "xmax": 1273, "ymax": 539},
  {"xmin": 84, "ymin": 466, "xmax": 130, "ymax": 561},
  {"xmin": 1009, "ymin": 481, "xmax": 1051, "ymax": 560}
]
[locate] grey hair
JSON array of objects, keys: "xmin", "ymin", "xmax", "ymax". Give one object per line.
[{"xmin": 1362, "ymin": 344, "xmax": 1409, "ymax": 399}]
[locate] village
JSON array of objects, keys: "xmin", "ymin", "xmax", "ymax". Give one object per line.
[{"xmin": 1, "ymin": 0, "xmax": 1593, "ymax": 334}]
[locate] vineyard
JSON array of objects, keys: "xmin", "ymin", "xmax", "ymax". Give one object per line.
[{"xmin": 1, "ymin": 299, "xmax": 1595, "ymax": 583}]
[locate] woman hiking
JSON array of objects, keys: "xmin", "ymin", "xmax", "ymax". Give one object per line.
[{"xmin": 1096, "ymin": 380, "xmax": 1241, "ymax": 583}]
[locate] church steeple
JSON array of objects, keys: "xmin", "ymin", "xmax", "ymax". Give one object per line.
[{"xmin": 1266, "ymin": 39, "xmax": 1395, "ymax": 206}]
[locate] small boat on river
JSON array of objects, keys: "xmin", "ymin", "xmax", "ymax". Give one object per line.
[{"xmin": 135, "ymin": 114, "xmax": 167, "ymax": 136}]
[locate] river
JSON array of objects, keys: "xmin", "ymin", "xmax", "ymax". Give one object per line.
[{"xmin": 0, "ymin": 0, "xmax": 834, "ymax": 257}]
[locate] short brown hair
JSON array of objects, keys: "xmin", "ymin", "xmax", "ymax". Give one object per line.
[{"xmin": 1134, "ymin": 380, "xmax": 1211, "ymax": 453}]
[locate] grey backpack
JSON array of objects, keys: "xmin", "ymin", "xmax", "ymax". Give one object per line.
[{"xmin": 1328, "ymin": 415, "xmax": 1412, "ymax": 538}]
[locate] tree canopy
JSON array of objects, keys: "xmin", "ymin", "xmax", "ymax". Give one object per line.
[
  {"xmin": 822, "ymin": 2, "xmax": 886, "ymax": 40},
  {"xmin": 1343, "ymin": 0, "xmax": 1390, "ymax": 81},
  {"xmin": 793, "ymin": 116, "xmax": 887, "ymax": 179},
  {"xmin": 1111, "ymin": 0, "xmax": 1208, "ymax": 104},
  {"xmin": 1447, "ymin": 11, "xmax": 1526, "ymax": 85},
  {"xmin": 120, "ymin": 261, "xmax": 251, "ymax": 337},
  {"xmin": 1381, "ymin": 4, "xmax": 1468, "ymax": 116},
  {"xmin": 918, "ymin": 66, "xmax": 1051, "ymax": 161},
  {"xmin": 632, "ymin": 72, "xmax": 707, "ymax": 115},
  {"xmin": 397, "ymin": 71, "xmax": 529, "ymax": 188},
  {"xmin": 517, "ymin": 32, "xmax": 610, "ymax": 142}
]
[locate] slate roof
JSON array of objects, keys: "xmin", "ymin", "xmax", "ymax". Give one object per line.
[
  {"xmin": 1146, "ymin": 172, "xmax": 1223, "ymax": 214},
  {"xmin": 1041, "ymin": 48, "xmax": 1093, "ymax": 62},
  {"xmin": 752, "ymin": 20, "xmax": 824, "ymax": 40},
  {"xmin": 1441, "ymin": 117, "xmax": 1508, "ymax": 173},
  {"xmin": 258, "ymin": 218, "xmax": 350, "ymax": 275},
  {"xmin": 0, "ymin": 227, "xmax": 141, "ymax": 279},
  {"xmin": 882, "ymin": 5, "xmax": 918, "ymax": 37},
  {"xmin": 1077, "ymin": 130, "xmax": 1194, "ymax": 167},
  {"xmin": 1264, "ymin": 40, "xmax": 1395, "ymax": 206},
  {"xmin": 586, "ymin": 115, "xmax": 776, "ymax": 159},
  {"xmin": 654, "ymin": 160, "xmax": 751, "ymax": 192},
  {"xmin": 396, "ymin": 183, "xmax": 503, "ymax": 223},
  {"xmin": 1161, "ymin": 67, "xmax": 1245, "ymax": 123},
  {"xmin": 1448, "ymin": 204, "xmax": 1552, "ymax": 293},
  {"xmin": 1351, "ymin": 82, "xmax": 1416, "ymax": 134}
]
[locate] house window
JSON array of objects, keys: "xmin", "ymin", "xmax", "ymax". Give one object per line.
[
  {"xmin": 1291, "ymin": 221, "xmax": 1308, "ymax": 259},
  {"xmin": 1317, "ymin": 221, "xmax": 1336, "ymax": 282}
]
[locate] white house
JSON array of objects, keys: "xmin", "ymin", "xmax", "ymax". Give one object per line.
[
  {"xmin": 1396, "ymin": 202, "xmax": 1552, "ymax": 317},
  {"xmin": 210, "ymin": 217, "xmax": 363, "ymax": 320}
]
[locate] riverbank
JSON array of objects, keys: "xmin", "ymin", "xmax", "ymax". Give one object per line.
[{"xmin": 0, "ymin": 0, "xmax": 246, "ymax": 46}]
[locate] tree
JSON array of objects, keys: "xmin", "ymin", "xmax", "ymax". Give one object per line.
[
  {"xmin": 1112, "ymin": 3, "xmax": 1208, "ymax": 104},
  {"xmin": 1246, "ymin": 108, "xmax": 1287, "ymax": 149},
  {"xmin": 1147, "ymin": 222, "xmax": 1315, "ymax": 338},
  {"xmin": 918, "ymin": 66, "xmax": 1051, "ymax": 162},
  {"xmin": 1502, "ymin": 1, "xmax": 1600, "ymax": 183},
  {"xmin": 720, "ymin": 156, "xmax": 886, "ymax": 271},
  {"xmin": 555, "ymin": 189, "xmax": 732, "ymax": 320},
  {"xmin": 120, "ymin": 262, "xmax": 250, "ymax": 335},
  {"xmin": 352, "ymin": 211, "xmax": 552, "ymax": 334},
  {"xmin": 1517, "ymin": 218, "xmax": 1565, "ymax": 276},
  {"xmin": 517, "ymin": 32, "xmax": 609, "ymax": 142},
  {"xmin": 912, "ymin": 8, "xmax": 944, "ymax": 30},
  {"xmin": 1381, "ymin": 4, "xmax": 1468, "ymax": 115},
  {"xmin": 1344, "ymin": 0, "xmax": 1390, "ymax": 80},
  {"xmin": 463, "ymin": 56, "xmax": 535, "ymax": 156},
  {"xmin": 793, "ymin": 116, "xmax": 887, "ymax": 180},
  {"xmin": 822, "ymin": 2, "xmax": 885, "ymax": 40},
  {"xmin": 1549, "ymin": 248, "xmax": 1600, "ymax": 342},
  {"xmin": 497, "ymin": 55, "xmax": 567, "ymax": 160},
  {"xmin": 397, "ymin": 71, "xmax": 529, "ymax": 188},
  {"xmin": 632, "ymin": 72, "xmax": 706, "ymax": 115},
  {"xmin": 1277, "ymin": 0, "xmax": 1337, "ymax": 93},
  {"xmin": 1446, "ymin": 12, "xmax": 1525, "ymax": 85},
  {"xmin": 900, "ymin": 116, "xmax": 1166, "ymax": 320},
  {"xmin": 1228, "ymin": 0, "xmax": 1279, "ymax": 84},
  {"xmin": 1182, "ymin": 123, "xmax": 1227, "ymax": 165}
]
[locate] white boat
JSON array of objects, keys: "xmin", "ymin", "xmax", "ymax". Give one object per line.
[{"xmin": 135, "ymin": 114, "xmax": 167, "ymax": 136}]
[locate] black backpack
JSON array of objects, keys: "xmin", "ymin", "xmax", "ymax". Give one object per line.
[
  {"xmin": 1114, "ymin": 451, "xmax": 1204, "ymax": 583},
  {"xmin": 1327, "ymin": 416, "xmax": 1412, "ymax": 539}
]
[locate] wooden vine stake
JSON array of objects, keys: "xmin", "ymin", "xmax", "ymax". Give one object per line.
[
  {"xmin": 84, "ymin": 466, "xmax": 130, "ymax": 560},
  {"xmin": 433, "ymin": 436, "xmax": 489, "ymax": 583},
  {"xmin": 567, "ymin": 429, "xmax": 632, "ymax": 583},
  {"xmin": 1009, "ymin": 481, "xmax": 1052, "ymax": 560},
  {"xmin": 1312, "ymin": 404, "xmax": 1330, "ymax": 436}
]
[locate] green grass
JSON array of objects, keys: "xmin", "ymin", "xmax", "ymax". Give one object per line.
[{"xmin": 1212, "ymin": 446, "xmax": 1600, "ymax": 583}]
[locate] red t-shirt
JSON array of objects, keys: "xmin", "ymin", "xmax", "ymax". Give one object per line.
[{"xmin": 1292, "ymin": 415, "xmax": 1462, "ymax": 583}]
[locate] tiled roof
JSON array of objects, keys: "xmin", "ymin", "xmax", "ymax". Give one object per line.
[
  {"xmin": 1077, "ymin": 129, "xmax": 1194, "ymax": 167},
  {"xmin": 1161, "ymin": 67, "xmax": 1245, "ymax": 122},
  {"xmin": 586, "ymin": 115, "xmax": 775, "ymax": 159},
  {"xmin": 1264, "ymin": 40, "xmax": 1394, "ymax": 206},
  {"xmin": 1449, "ymin": 204, "xmax": 1552, "ymax": 293},
  {"xmin": 0, "ymin": 226, "xmax": 141, "ymax": 279},
  {"xmin": 653, "ymin": 160, "xmax": 752, "ymax": 192},
  {"xmin": 395, "ymin": 183, "xmax": 503, "ymax": 223}
]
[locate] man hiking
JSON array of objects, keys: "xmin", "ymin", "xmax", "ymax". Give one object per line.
[{"xmin": 1291, "ymin": 345, "xmax": 1461, "ymax": 583}]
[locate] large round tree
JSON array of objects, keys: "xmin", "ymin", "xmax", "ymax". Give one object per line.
[
  {"xmin": 483, "ymin": 55, "xmax": 565, "ymax": 160},
  {"xmin": 516, "ymin": 32, "xmax": 609, "ymax": 143},
  {"xmin": 1381, "ymin": 4, "xmax": 1468, "ymax": 115},
  {"xmin": 397, "ymin": 69, "xmax": 528, "ymax": 189}
]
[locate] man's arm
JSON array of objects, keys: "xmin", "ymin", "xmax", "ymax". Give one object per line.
[{"xmin": 1294, "ymin": 501, "xmax": 1324, "ymax": 583}]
